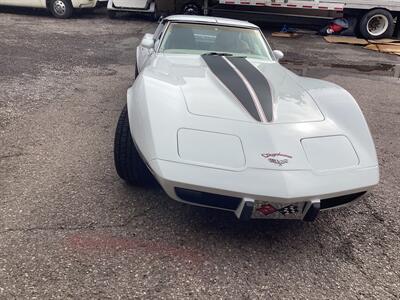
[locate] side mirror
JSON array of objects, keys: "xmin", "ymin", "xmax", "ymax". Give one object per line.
[
  {"xmin": 141, "ymin": 38, "xmax": 155, "ymax": 49},
  {"xmin": 273, "ymin": 50, "xmax": 284, "ymax": 61},
  {"xmin": 141, "ymin": 34, "xmax": 155, "ymax": 49}
]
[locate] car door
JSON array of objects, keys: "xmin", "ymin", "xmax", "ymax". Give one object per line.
[
  {"xmin": 0, "ymin": 0, "xmax": 42, "ymax": 7},
  {"xmin": 112, "ymin": 0, "xmax": 150, "ymax": 9}
]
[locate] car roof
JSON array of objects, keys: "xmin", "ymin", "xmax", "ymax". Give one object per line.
[{"xmin": 164, "ymin": 15, "xmax": 259, "ymax": 29}]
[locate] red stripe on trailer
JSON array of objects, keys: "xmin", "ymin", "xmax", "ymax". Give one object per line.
[{"xmin": 220, "ymin": 1, "xmax": 343, "ymax": 11}]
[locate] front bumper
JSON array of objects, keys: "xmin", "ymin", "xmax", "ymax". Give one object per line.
[
  {"xmin": 72, "ymin": 0, "xmax": 97, "ymax": 8},
  {"xmin": 107, "ymin": 1, "xmax": 155, "ymax": 12},
  {"xmin": 149, "ymin": 159, "xmax": 378, "ymax": 220}
]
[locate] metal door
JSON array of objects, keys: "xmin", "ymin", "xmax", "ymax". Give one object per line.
[{"xmin": 112, "ymin": 0, "xmax": 149, "ymax": 8}]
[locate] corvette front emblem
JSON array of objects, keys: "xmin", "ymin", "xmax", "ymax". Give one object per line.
[
  {"xmin": 256, "ymin": 204, "xmax": 277, "ymax": 216},
  {"xmin": 256, "ymin": 204, "xmax": 299, "ymax": 216},
  {"xmin": 261, "ymin": 152, "xmax": 293, "ymax": 166}
]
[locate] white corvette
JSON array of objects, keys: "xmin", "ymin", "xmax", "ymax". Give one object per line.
[{"xmin": 114, "ymin": 15, "xmax": 379, "ymax": 221}]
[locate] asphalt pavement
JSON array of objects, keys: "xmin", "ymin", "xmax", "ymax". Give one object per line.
[{"xmin": 0, "ymin": 8, "xmax": 399, "ymax": 299}]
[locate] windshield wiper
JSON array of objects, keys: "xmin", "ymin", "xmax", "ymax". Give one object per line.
[
  {"xmin": 203, "ymin": 52, "xmax": 233, "ymax": 56},
  {"xmin": 203, "ymin": 52, "xmax": 246, "ymax": 58}
]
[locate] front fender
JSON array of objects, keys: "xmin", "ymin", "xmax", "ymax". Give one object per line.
[
  {"xmin": 127, "ymin": 69, "xmax": 188, "ymax": 164},
  {"xmin": 298, "ymin": 77, "xmax": 379, "ymax": 170}
]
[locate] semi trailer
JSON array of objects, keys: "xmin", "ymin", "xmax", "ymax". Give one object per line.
[{"xmin": 107, "ymin": 0, "xmax": 400, "ymax": 39}]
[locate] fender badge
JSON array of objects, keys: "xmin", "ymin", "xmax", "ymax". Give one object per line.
[{"xmin": 261, "ymin": 152, "xmax": 293, "ymax": 166}]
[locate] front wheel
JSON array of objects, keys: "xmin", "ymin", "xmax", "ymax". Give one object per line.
[
  {"xmin": 114, "ymin": 105, "xmax": 154, "ymax": 186},
  {"xmin": 359, "ymin": 9, "xmax": 395, "ymax": 39},
  {"xmin": 49, "ymin": 0, "xmax": 73, "ymax": 19}
]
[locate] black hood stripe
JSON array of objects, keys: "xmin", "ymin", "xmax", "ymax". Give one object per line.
[
  {"xmin": 222, "ymin": 56, "xmax": 268, "ymax": 122},
  {"xmin": 202, "ymin": 54, "xmax": 262, "ymax": 122},
  {"xmin": 226, "ymin": 57, "xmax": 273, "ymax": 122}
]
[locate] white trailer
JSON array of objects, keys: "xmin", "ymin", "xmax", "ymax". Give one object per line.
[
  {"xmin": 214, "ymin": 0, "xmax": 400, "ymax": 39},
  {"xmin": 106, "ymin": 0, "xmax": 400, "ymax": 39}
]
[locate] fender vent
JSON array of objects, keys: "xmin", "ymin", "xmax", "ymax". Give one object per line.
[
  {"xmin": 175, "ymin": 188, "xmax": 241, "ymax": 210},
  {"xmin": 320, "ymin": 192, "xmax": 366, "ymax": 210}
]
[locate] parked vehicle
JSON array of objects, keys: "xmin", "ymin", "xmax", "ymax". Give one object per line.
[
  {"xmin": 107, "ymin": 0, "xmax": 199, "ymax": 19},
  {"xmin": 0, "ymin": 0, "xmax": 97, "ymax": 18},
  {"xmin": 113, "ymin": 15, "xmax": 379, "ymax": 221},
  {"xmin": 213, "ymin": 0, "xmax": 400, "ymax": 39},
  {"xmin": 108, "ymin": 0, "xmax": 400, "ymax": 39}
]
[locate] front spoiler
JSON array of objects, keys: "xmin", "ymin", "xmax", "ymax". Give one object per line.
[{"xmin": 148, "ymin": 159, "xmax": 377, "ymax": 221}]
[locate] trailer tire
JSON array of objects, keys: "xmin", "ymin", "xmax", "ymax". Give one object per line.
[
  {"xmin": 359, "ymin": 9, "xmax": 395, "ymax": 39},
  {"xmin": 49, "ymin": 0, "xmax": 73, "ymax": 18}
]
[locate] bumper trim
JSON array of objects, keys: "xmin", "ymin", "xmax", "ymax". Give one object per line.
[
  {"xmin": 236, "ymin": 198, "xmax": 255, "ymax": 220},
  {"xmin": 303, "ymin": 201, "xmax": 320, "ymax": 222},
  {"xmin": 175, "ymin": 188, "xmax": 241, "ymax": 210},
  {"xmin": 320, "ymin": 191, "xmax": 366, "ymax": 210}
]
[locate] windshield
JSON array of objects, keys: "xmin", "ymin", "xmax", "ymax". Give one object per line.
[{"xmin": 159, "ymin": 22, "xmax": 274, "ymax": 60}]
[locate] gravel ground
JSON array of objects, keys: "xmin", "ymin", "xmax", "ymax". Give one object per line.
[{"xmin": 0, "ymin": 8, "xmax": 399, "ymax": 299}]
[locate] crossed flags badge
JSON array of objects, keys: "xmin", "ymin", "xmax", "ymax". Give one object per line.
[{"xmin": 256, "ymin": 203, "xmax": 299, "ymax": 216}]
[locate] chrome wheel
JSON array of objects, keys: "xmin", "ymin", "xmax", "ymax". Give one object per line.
[
  {"xmin": 53, "ymin": 0, "xmax": 66, "ymax": 16},
  {"xmin": 367, "ymin": 14, "xmax": 389, "ymax": 37}
]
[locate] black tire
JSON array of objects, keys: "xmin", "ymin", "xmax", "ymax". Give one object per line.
[
  {"xmin": 114, "ymin": 105, "xmax": 154, "ymax": 186},
  {"xmin": 108, "ymin": 10, "xmax": 117, "ymax": 19},
  {"xmin": 182, "ymin": 3, "xmax": 201, "ymax": 15},
  {"xmin": 49, "ymin": 0, "xmax": 73, "ymax": 19},
  {"xmin": 134, "ymin": 64, "xmax": 139, "ymax": 79},
  {"xmin": 359, "ymin": 9, "xmax": 395, "ymax": 39}
]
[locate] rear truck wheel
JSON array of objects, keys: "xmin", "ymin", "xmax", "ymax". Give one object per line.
[
  {"xmin": 114, "ymin": 105, "xmax": 154, "ymax": 186},
  {"xmin": 108, "ymin": 10, "xmax": 117, "ymax": 19},
  {"xmin": 359, "ymin": 9, "xmax": 395, "ymax": 39},
  {"xmin": 182, "ymin": 3, "xmax": 201, "ymax": 15},
  {"xmin": 49, "ymin": 0, "xmax": 73, "ymax": 18}
]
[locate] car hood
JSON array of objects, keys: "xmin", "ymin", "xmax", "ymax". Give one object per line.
[{"xmin": 146, "ymin": 54, "xmax": 324, "ymax": 124}]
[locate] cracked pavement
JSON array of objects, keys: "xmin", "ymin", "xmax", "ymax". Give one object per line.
[{"xmin": 0, "ymin": 8, "xmax": 399, "ymax": 299}]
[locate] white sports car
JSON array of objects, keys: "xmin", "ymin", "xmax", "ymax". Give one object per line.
[{"xmin": 114, "ymin": 15, "xmax": 379, "ymax": 221}]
